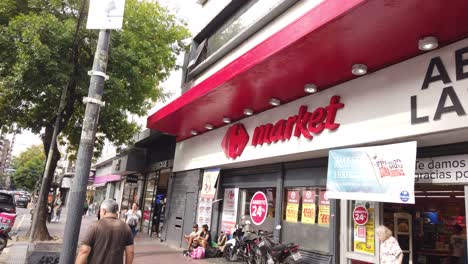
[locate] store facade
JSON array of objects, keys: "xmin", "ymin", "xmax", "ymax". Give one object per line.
[
  {"xmin": 148, "ymin": 35, "xmax": 468, "ymax": 262},
  {"xmin": 145, "ymin": 0, "xmax": 468, "ymax": 261}
]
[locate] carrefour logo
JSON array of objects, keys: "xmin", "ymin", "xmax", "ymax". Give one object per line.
[{"xmin": 221, "ymin": 95, "xmax": 345, "ymax": 159}]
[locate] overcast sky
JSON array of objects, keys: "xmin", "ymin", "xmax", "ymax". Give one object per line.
[{"xmin": 11, "ymin": 0, "xmax": 203, "ymax": 157}]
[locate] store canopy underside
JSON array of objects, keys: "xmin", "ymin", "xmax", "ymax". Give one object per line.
[{"xmin": 147, "ymin": 0, "xmax": 468, "ymax": 141}]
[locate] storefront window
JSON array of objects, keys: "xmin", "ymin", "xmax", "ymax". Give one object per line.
[
  {"xmin": 282, "ymin": 188, "xmax": 331, "ymax": 252},
  {"xmin": 121, "ymin": 182, "xmax": 138, "ymax": 210},
  {"xmin": 142, "ymin": 172, "xmax": 157, "ymax": 234},
  {"xmin": 240, "ymin": 188, "xmax": 276, "ymax": 233},
  {"xmin": 350, "ymin": 201, "xmax": 376, "ymax": 256}
]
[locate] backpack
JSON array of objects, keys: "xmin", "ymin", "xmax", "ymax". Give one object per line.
[
  {"xmin": 128, "ymin": 217, "xmax": 137, "ymax": 228},
  {"xmin": 191, "ymin": 247, "xmax": 205, "ymax": 259}
]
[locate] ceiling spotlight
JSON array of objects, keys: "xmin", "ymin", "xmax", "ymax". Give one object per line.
[
  {"xmin": 243, "ymin": 108, "xmax": 254, "ymax": 116},
  {"xmin": 352, "ymin": 64, "xmax": 368, "ymax": 75},
  {"xmin": 269, "ymin": 98, "xmax": 280, "ymax": 106},
  {"xmin": 190, "ymin": 130, "xmax": 198, "ymax": 136},
  {"xmin": 204, "ymin": 124, "xmax": 214, "ymax": 130},
  {"xmin": 304, "ymin": 84, "xmax": 318, "ymax": 94},
  {"xmin": 222, "ymin": 117, "xmax": 231, "ymax": 124},
  {"xmin": 419, "ymin": 36, "xmax": 438, "ymax": 51}
]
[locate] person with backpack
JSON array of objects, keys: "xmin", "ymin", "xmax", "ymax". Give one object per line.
[{"xmin": 124, "ymin": 203, "xmax": 142, "ymax": 238}]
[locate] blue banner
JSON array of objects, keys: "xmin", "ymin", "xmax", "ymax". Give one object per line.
[{"xmin": 326, "ymin": 142, "xmax": 416, "ymax": 204}]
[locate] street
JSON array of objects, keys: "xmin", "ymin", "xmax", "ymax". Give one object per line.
[{"xmin": 0, "ymin": 207, "xmax": 222, "ymax": 264}]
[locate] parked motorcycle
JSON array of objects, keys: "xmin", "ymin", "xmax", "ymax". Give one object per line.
[
  {"xmin": 224, "ymin": 221, "xmax": 262, "ymax": 264},
  {"xmin": 256, "ymin": 226, "xmax": 302, "ymax": 264},
  {"xmin": 0, "ymin": 212, "xmax": 16, "ymax": 251}
]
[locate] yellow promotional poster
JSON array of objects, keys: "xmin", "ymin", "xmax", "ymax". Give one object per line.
[
  {"xmin": 318, "ymin": 190, "xmax": 330, "ymax": 226},
  {"xmin": 286, "ymin": 190, "xmax": 300, "ymax": 222},
  {"xmin": 353, "ymin": 204, "xmax": 375, "ymax": 255},
  {"xmin": 285, "ymin": 203, "xmax": 299, "ymax": 222},
  {"xmin": 318, "ymin": 205, "xmax": 330, "ymax": 226},
  {"xmin": 302, "ymin": 203, "xmax": 316, "ymax": 224}
]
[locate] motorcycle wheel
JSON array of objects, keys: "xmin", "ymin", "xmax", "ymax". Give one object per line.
[
  {"xmin": 281, "ymin": 256, "xmax": 296, "ymax": 264},
  {"xmin": 252, "ymin": 247, "xmax": 264, "ymax": 264},
  {"xmin": 0, "ymin": 236, "xmax": 8, "ymax": 252},
  {"xmin": 223, "ymin": 244, "xmax": 238, "ymax": 262}
]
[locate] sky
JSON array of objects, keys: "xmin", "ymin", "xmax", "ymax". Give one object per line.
[{"xmin": 10, "ymin": 0, "xmax": 203, "ymax": 158}]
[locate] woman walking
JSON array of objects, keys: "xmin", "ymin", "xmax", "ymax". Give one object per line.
[{"xmin": 124, "ymin": 203, "xmax": 142, "ymax": 238}]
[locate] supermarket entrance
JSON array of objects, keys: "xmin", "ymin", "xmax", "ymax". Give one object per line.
[{"xmin": 383, "ymin": 185, "xmax": 467, "ymax": 264}]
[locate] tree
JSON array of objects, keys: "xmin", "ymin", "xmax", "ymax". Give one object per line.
[
  {"xmin": 0, "ymin": 0, "xmax": 189, "ymax": 240},
  {"xmin": 11, "ymin": 145, "xmax": 45, "ymax": 191}
]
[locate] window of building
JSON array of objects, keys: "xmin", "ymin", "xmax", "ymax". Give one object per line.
[
  {"xmin": 185, "ymin": 0, "xmax": 299, "ymax": 83},
  {"xmin": 239, "ymin": 188, "xmax": 276, "ymax": 233}
]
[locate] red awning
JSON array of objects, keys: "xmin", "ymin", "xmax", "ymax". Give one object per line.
[{"xmin": 147, "ymin": 0, "xmax": 468, "ymax": 141}]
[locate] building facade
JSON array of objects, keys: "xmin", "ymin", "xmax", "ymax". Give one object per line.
[{"xmin": 147, "ymin": 0, "xmax": 468, "ymax": 263}]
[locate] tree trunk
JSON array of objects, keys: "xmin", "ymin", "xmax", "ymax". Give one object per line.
[{"xmin": 26, "ymin": 126, "xmax": 61, "ymax": 240}]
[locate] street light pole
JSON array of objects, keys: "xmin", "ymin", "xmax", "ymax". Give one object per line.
[{"xmin": 59, "ymin": 29, "xmax": 111, "ymax": 264}]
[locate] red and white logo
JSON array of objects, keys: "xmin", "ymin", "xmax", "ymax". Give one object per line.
[
  {"xmin": 250, "ymin": 192, "xmax": 268, "ymax": 225},
  {"xmin": 221, "ymin": 124, "xmax": 249, "ymax": 159},
  {"xmin": 220, "ymin": 95, "xmax": 345, "ymax": 159},
  {"xmin": 353, "ymin": 206, "xmax": 369, "ymax": 225}
]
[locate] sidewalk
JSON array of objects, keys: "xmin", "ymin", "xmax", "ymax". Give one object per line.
[{"xmin": 0, "ymin": 208, "xmax": 225, "ymax": 264}]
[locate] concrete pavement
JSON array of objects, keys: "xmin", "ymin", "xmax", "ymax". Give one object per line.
[{"xmin": 0, "ymin": 207, "xmax": 225, "ymax": 264}]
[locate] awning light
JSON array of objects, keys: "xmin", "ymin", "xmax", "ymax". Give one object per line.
[
  {"xmin": 243, "ymin": 108, "xmax": 254, "ymax": 116},
  {"xmin": 205, "ymin": 124, "xmax": 214, "ymax": 130},
  {"xmin": 419, "ymin": 36, "xmax": 438, "ymax": 51},
  {"xmin": 269, "ymin": 98, "xmax": 281, "ymax": 106},
  {"xmin": 352, "ymin": 64, "xmax": 368, "ymax": 75},
  {"xmin": 222, "ymin": 117, "xmax": 231, "ymax": 124},
  {"xmin": 304, "ymin": 84, "xmax": 317, "ymax": 94},
  {"xmin": 190, "ymin": 130, "xmax": 198, "ymax": 136}
]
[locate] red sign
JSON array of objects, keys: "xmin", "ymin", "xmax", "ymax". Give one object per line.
[
  {"xmin": 221, "ymin": 95, "xmax": 345, "ymax": 159},
  {"xmin": 221, "ymin": 123, "xmax": 249, "ymax": 159},
  {"xmin": 252, "ymin": 95, "xmax": 344, "ymax": 146},
  {"xmin": 250, "ymin": 191, "xmax": 268, "ymax": 225},
  {"xmin": 353, "ymin": 206, "xmax": 369, "ymax": 225}
]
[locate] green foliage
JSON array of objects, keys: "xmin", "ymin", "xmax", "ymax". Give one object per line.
[
  {"xmin": 11, "ymin": 145, "xmax": 45, "ymax": 191},
  {"xmin": 0, "ymin": 0, "xmax": 190, "ymax": 153}
]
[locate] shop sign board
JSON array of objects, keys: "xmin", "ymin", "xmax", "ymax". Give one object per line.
[
  {"xmin": 327, "ymin": 141, "xmax": 417, "ymax": 204},
  {"xmin": 126, "ymin": 175, "xmax": 138, "ymax": 183},
  {"xmin": 285, "ymin": 190, "xmax": 300, "ymax": 222},
  {"xmin": 221, "ymin": 188, "xmax": 239, "ymax": 234},
  {"xmin": 415, "ymin": 154, "xmax": 468, "ymax": 184},
  {"xmin": 353, "ymin": 201, "xmax": 375, "ymax": 255},
  {"xmin": 173, "ymin": 38, "xmax": 468, "ymax": 173},
  {"xmin": 196, "ymin": 169, "xmax": 220, "ymax": 226},
  {"xmin": 302, "ymin": 189, "xmax": 316, "ymax": 224},
  {"xmin": 250, "ymin": 191, "xmax": 268, "ymax": 225}
]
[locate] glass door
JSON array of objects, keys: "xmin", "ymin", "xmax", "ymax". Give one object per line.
[{"xmin": 340, "ymin": 200, "xmax": 382, "ymax": 264}]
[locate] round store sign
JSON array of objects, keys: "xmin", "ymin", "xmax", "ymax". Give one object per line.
[
  {"xmin": 250, "ymin": 191, "xmax": 268, "ymax": 225},
  {"xmin": 353, "ymin": 206, "xmax": 369, "ymax": 225}
]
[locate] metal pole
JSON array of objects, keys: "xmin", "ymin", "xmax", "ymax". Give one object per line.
[
  {"xmin": 29, "ymin": 84, "xmax": 68, "ymax": 241},
  {"xmin": 59, "ymin": 29, "xmax": 111, "ymax": 264}
]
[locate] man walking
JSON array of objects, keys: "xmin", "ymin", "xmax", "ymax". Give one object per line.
[{"xmin": 75, "ymin": 199, "xmax": 134, "ymax": 264}]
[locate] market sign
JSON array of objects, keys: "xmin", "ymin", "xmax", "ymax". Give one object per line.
[
  {"xmin": 326, "ymin": 141, "xmax": 417, "ymax": 204},
  {"xmin": 415, "ymin": 154, "xmax": 468, "ymax": 184},
  {"xmin": 221, "ymin": 96, "xmax": 345, "ymax": 159},
  {"xmin": 250, "ymin": 191, "xmax": 268, "ymax": 225}
]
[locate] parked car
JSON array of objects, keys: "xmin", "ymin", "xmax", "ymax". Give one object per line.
[
  {"xmin": 15, "ymin": 196, "xmax": 29, "ymax": 208},
  {"xmin": 0, "ymin": 193, "xmax": 15, "ymax": 214}
]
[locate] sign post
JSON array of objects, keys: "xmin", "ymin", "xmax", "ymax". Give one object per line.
[{"xmin": 59, "ymin": 1, "xmax": 126, "ymax": 263}]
